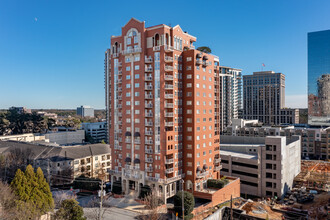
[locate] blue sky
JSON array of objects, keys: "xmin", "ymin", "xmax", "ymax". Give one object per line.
[{"xmin": 0, "ymin": 0, "xmax": 329, "ymax": 109}]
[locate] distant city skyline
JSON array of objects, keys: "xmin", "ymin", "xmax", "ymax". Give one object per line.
[{"xmin": 0, "ymin": 0, "xmax": 330, "ymax": 109}]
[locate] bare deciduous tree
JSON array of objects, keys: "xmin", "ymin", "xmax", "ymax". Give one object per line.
[{"xmin": 138, "ymin": 189, "xmax": 166, "ymax": 220}]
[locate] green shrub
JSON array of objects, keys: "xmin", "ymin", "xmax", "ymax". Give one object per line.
[{"xmin": 207, "ymin": 179, "xmax": 228, "ymax": 189}]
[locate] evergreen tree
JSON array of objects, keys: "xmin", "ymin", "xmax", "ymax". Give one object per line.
[
  {"xmin": 11, "ymin": 165, "xmax": 54, "ymax": 218},
  {"xmin": 55, "ymin": 199, "xmax": 86, "ymax": 220}
]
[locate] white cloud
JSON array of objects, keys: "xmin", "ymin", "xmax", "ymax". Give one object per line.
[
  {"xmin": 285, "ymin": 94, "xmax": 307, "ymax": 108},
  {"xmin": 34, "ymin": 17, "xmax": 38, "ymax": 22}
]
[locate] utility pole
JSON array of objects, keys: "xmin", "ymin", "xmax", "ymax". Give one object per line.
[
  {"xmin": 99, "ymin": 179, "xmax": 104, "ymax": 220},
  {"xmin": 181, "ymin": 179, "xmax": 184, "ymax": 220}
]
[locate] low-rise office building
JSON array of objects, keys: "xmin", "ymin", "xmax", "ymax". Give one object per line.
[
  {"xmin": 225, "ymin": 119, "xmax": 330, "ymax": 160},
  {"xmin": 220, "ymin": 135, "xmax": 301, "ymax": 198},
  {"xmin": 81, "ymin": 122, "xmax": 106, "ymax": 143}
]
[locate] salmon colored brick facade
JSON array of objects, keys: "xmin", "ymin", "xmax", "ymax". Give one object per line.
[{"xmin": 105, "ymin": 18, "xmax": 228, "ymax": 202}]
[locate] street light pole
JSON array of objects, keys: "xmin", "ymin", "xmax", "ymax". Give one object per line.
[{"xmin": 181, "ymin": 179, "xmax": 184, "ymax": 220}]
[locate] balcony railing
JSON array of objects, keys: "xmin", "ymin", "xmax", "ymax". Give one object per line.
[
  {"xmin": 145, "ymin": 93, "xmax": 153, "ymax": 99},
  {"xmin": 145, "ymin": 57, "xmax": 153, "ymax": 63},
  {"xmin": 125, "ymin": 138, "xmax": 131, "ymax": 143},
  {"xmin": 196, "ymin": 171, "xmax": 208, "ymax": 178},
  {"xmin": 165, "ymin": 159, "xmax": 174, "ymax": 164},
  {"xmin": 145, "ymin": 85, "xmax": 153, "ymax": 90},
  {"xmin": 122, "ymin": 48, "xmax": 142, "ymax": 55},
  {"xmin": 165, "ymin": 103, "xmax": 173, "ymax": 108},
  {"xmin": 165, "ymin": 84, "xmax": 174, "ymax": 89},
  {"xmin": 165, "ymin": 168, "xmax": 174, "ymax": 174},
  {"xmin": 145, "ymin": 158, "xmax": 153, "ymax": 163},
  {"xmin": 113, "ymin": 53, "xmax": 119, "ymax": 58},
  {"xmin": 153, "ymin": 46, "xmax": 160, "ymax": 51},
  {"xmin": 146, "ymin": 167, "xmax": 153, "ymax": 172},
  {"xmin": 109, "ymin": 169, "xmax": 121, "ymax": 175},
  {"xmin": 165, "ymin": 94, "xmax": 173, "ymax": 99},
  {"xmin": 165, "ymin": 75, "xmax": 173, "ymax": 80},
  {"xmin": 145, "ymin": 130, "xmax": 153, "ymax": 135},
  {"xmin": 145, "ymin": 112, "xmax": 153, "ymax": 117},
  {"xmin": 214, "ymin": 158, "xmax": 221, "ymax": 163},
  {"xmin": 196, "ymin": 60, "xmax": 202, "ymax": 65},
  {"xmin": 165, "ymin": 112, "xmax": 173, "ymax": 117},
  {"xmin": 214, "ymin": 165, "xmax": 222, "ymax": 171},
  {"xmin": 145, "ymin": 67, "xmax": 153, "ymax": 72},
  {"xmin": 145, "ymin": 121, "xmax": 153, "ymax": 126},
  {"xmin": 145, "ymin": 75, "xmax": 153, "ymax": 81},
  {"xmin": 165, "ymin": 56, "xmax": 173, "ymax": 62},
  {"xmin": 164, "ymin": 45, "xmax": 174, "ymax": 52},
  {"xmin": 145, "ymin": 103, "xmax": 153, "ymax": 108},
  {"xmin": 145, "ymin": 148, "xmax": 153, "ymax": 154},
  {"xmin": 134, "ymin": 139, "xmax": 141, "ymax": 144},
  {"xmin": 165, "ymin": 122, "xmax": 174, "ymax": 126},
  {"xmin": 114, "ymin": 145, "xmax": 122, "ymax": 150},
  {"xmin": 165, "ymin": 66, "xmax": 174, "ymax": 71},
  {"xmin": 145, "ymin": 139, "xmax": 153, "ymax": 145}
]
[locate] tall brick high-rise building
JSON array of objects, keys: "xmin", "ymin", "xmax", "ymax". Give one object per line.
[{"xmin": 105, "ymin": 18, "xmax": 238, "ymax": 202}]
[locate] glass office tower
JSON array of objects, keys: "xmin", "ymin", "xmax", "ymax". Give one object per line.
[{"xmin": 308, "ymin": 30, "xmax": 330, "ymax": 126}]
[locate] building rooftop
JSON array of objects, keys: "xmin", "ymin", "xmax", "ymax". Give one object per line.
[
  {"xmin": 220, "ymin": 150, "xmax": 258, "ymax": 160},
  {"xmin": 0, "ymin": 140, "xmax": 110, "ymax": 162}
]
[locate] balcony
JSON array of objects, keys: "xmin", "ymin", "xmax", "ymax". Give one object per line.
[
  {"xmin": 165, "ymin": 122, "xmax": 174, "ymax": 127},
  {"xmin": 165, "ymin": 168, "xmax": 174, "ymax": 174},
  {"xmin": 122, "ymin": 47, "xmax": 142, "ymax": 55},
  {"xmin": 145, "ymin": 57, "xmax": 153, "ymax": 63},
  {"xmin": 214, "ymin": 158, "xmax": 221, "ymax": 163},
  {"xmin": 165, "ymin": 94, "xmax": 173, "ymax": 99},
  {"xmin": 145, "ymin": 103, "xmax": 153, "ymax": 108},
  {"xmin": 165, "ymin": 84, "xmax": 174, "ymax": 89},
  {"xmin": 165, "ymin": 159, "xmax": 174, "ymax": 164},
  {"xmin": 145, "ymin": 75, "xmax": 153, "ymax": 81},
  {"xmin": 164, "ymin": 75, "xmax": 173, "ymax": 80},
  {"xmin": 214, "ymin": 65, "xmax": 218, "ymax": 70},
  {"xmin": 214, "ymin": 165, "xmax": 222, "ymax": 171},
  {"xmin": 146, "ymin": 176, "xmax": 163, "ymax": 183},
  {"xmin": 134, "ymin": 139, "xmax": 141, "ymax": 144},
  {"xmin": 145, "ymin": 93, "xmax": 153, "ymax": 99},
  {"xmin": 117, "ymin": 79, "xmax": 122, "ymax": 84},
  {"xmin": 202, "ymin": 61, "xmax": 210, "ymax": 66},
  {"xmin": 196, "ymin": 60, "xmax": 202, "ymax": 65},
  {"xmin": 109, "ymin": 169, "xmax": 121, "ymax": 175},
  {"xmin": 164, "ymin": 45, "xmax": 174, "ymax": 52},
  {"xmin": 165, "ymin": 103, "xmax": 173, "ymax": 108},
  {"xmin": 145, "ymin": 121, "xmax": 153, "ymax": 126},
  {"xmin": 146, "ymin": 167, "xmax": 153, "ymax": 172},
  {"xmin": 145, "ymin": 139, "xmax": 153, "ymax": 145},
  {"xmin": 196, "ymin": 171, "xmax": 208, "ymax": 178},
  {"xmin": 117, "ymin": 87, "xmax": 122, "ymax": 92},
  {"xmin": 117, "ymin": 95, "xmax": 122, "ymax": 100},
  {"xmin": 145, "ymin": 148, "xmax": 153, "ymax": 154},
  {"xmin": 146, "ymin": 158, "xmax": 153, "ymax": 163},
  {"xmin": 145, "ymin": 130, "xmax": 153, "ymax": 135},
  {"xmin": 145, "ymin": 112, "xmax": 153, "ymax": 117},
  {"xmin": 118, "ymin": 70, "xmax": 122, "ymax": 75},
  {"xmin": 145, "ymin": 67, "xmax": 153, "ymax": 72},
  {"xmin": 118, "ymin": 62, "xmax": 122, "ymax": 67},
  {"xmin": 114, "ymin": 145, "xmax": 122, "ymax": 150},
  {"xmin": 165, "ymin": 112, "xmax": 174, "ymax": 117},
  {"xmin": 165, "ymin": 56, "xmax": 173, "ymax": 62},
  {"xmin": 165, "ymin": 66, "xmax": 174, "ymax": 71},
  {"xmin": 117, "ymin": 104, "xmax": 122, "ymax": 108},
  {"xmin": 153, "ymin": 46, "xmax": 160, "ymax": 51},
  {"xmin": 125, "ymin": 138, "xmax": 131, "ymax": 144},
  {"xmin": 145, "ymin": 85, "xmax": 153, "ymax": 90}
]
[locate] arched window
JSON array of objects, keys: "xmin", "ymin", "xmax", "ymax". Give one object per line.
[{"xmin": 154, "ymin": 33, "xmax": 160, "ymax": 46}]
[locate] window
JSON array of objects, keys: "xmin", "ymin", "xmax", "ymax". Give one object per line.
[
  {"xmin": 135, "ymin": 92, "xmax": 139, "ymax": 96},
  {"xmin": 126, "ymin": 38, "xmax": 131, "ymax": 45},
  {"xmin": 135, "ymin": 110, "xmax": 140, "ymax": 114},
  {"xmin": 187, "ymin": 101, "xmax": 192, "ymax": 105},
  {"xmin": 126, "ymin": 101, "xmax": 131, "ymax": 105},
  {"xmin": 187, "ymin": 170, "xmax": 192, "ymax": 175},
  {"xmin": 126, "ymin": 66, "xmax": 130, "ymax": 71},
  {"xmin": 187, "ymin": 109, "xmax": 192, "ymax": 114},
  {"xmin": 135, "ymin": 83, "xmax": 139, "ymax": 88},
  {"xmin": 196, "ymin": 74, "xmax": 200, "ymax": 79},
  {"xmin": 134, "ymin": 65, "xmax": 139, "ymax": 70},
  {"xmin": 135, "ymin": 74, "xmax": 139, "ymax": 79},
  {"xmin": 187, "ymin": 74, "xmax": 192, "ymax": 79},
  {"xmin": 134, "ymin": 54, "xmax": 140, "ymax": 61},
  {"xmin": 134, "ymin": 101, "xmax": 140, "ymax": 105},
  {"xmin": 186, "ymin": 57, "xmax": 192, "ymax": 61},
  {"xmin": 187, "ymin": 83, "xmax": 192, "ymax": 88},
  {"xmin": 126, "ymin": 75, "xmax": 131, "ymax": 79},
  {"xmin": 187, "ymin": 153, "xmax": 192, "ymax": 158},
  {"xmin": 126, "ymin": 84, "xmax": 130, "ymax": 88},
  {"xmin": 126, "ymin": 92, "xmax": 130, "ymax": 97},
  {"xmin": 187, "ymin": 92, "xmax": 192, "ymax": 97}
]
